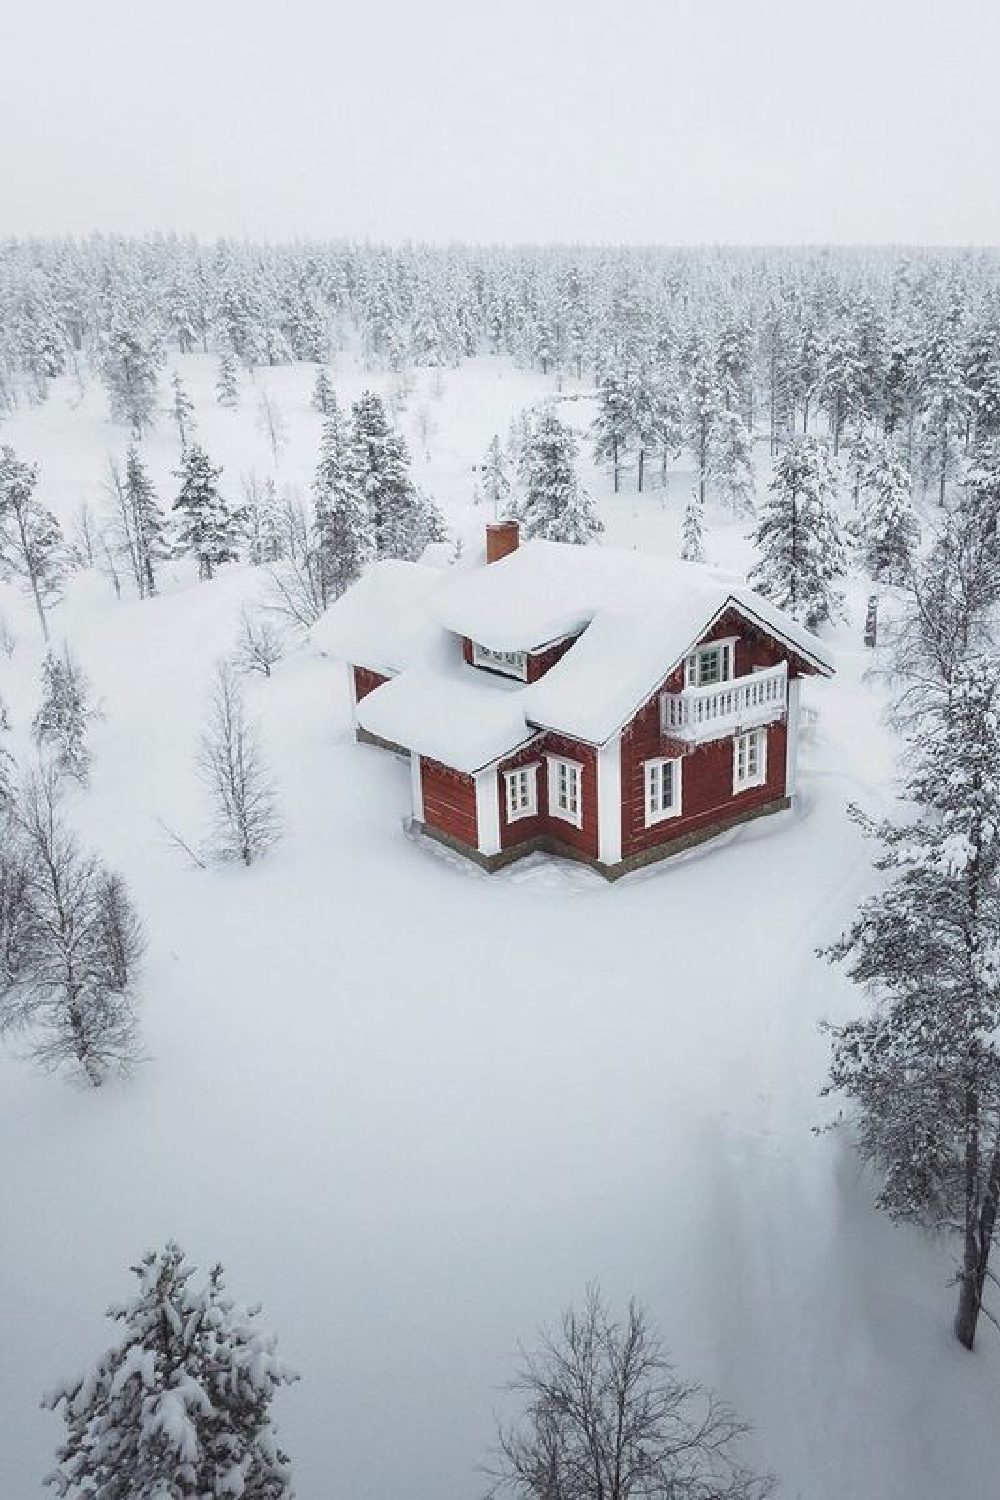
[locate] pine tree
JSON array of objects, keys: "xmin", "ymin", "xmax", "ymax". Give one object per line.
[
  {"xmin": 108, "ymin": 447, "xmax": 167, "ymax": 598},
  {"xmin": 749, "ymin": 437, "xmax": 844, "ymax": 628},
  {"xmin": 708, "ymin": 409, "xmax": 756, "ymax": 516},
  {"xmin": 173, "ymin": 444, "xmax": 236, "ymax": 581},
  {"xmin": 169, "ymin": 369, "xmax": 196, "ymax": 452},
  {"xmin": 680, "ymin": 492, "xmax": 706, "ymax": 562},
  {"xmin": 482, "ymin": 433, "xmax": 511, "ymax": 518},
  {"xmin": 518, "ymin": 411, "xmax": 603, "ymax": 544},
  {"xmin": 32, "ymin": 646, "xmax": 95, "ymax": 784},
  {"xmin": 216, "ymin": 351, "xmax": 239, "ymax": 408},
  {"xmin": 592, "ymin": 369, "xmax": 631, "ymax": 493},
  {"xmin": 682, "ymin": 334, "xmax": 726, "ymax": 507},
  {"xmin": 312, "ymin": 398, "xmax": 372, "ymax": 604},
  {"xmin": 312, "ymin": 365, "xmax": 334, "ymax": 415},
  {"xmin": 824, "ymin": 670, "xmax": 1000, "ymax": 1351},
  {"xmin": 43, "ymin": 1242, "xmax": 297, "ymax": 1497},
  {"xmin": 853, "ymin": 440, "xmax": 919, "ymax": 582},
  {"xmin": 99, "ymin": 321, "xmax": 162, "ymax": 438},
  {"xmin": 350, "ymin": 390, "xmax": 432, "ymax": 561},
  {"xmin": 0, "ymin": 444, "xmax": 64, "ymax": 643}
]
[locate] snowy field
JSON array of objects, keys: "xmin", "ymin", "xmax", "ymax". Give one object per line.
[{"xmin": 1, "ymin": 356, "xmax": 998, "ymax": 1499}]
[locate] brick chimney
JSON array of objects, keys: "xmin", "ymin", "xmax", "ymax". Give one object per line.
[{"xmin": 486, "ymin": 519, "xmax": 520, "ymax": 564}]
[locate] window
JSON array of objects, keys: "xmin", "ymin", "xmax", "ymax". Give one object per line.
[
  {"xmin": 472, "ymin": 643, "xmax": 528, "ymax": 680},
  {"xmin": 684, "ymin": 638, "xmax": 737, "ymax": 688},
  {"xmin": 547, "ymin": 756, "xmax": 583, "ymax": 828},
  {"xmin": 504, "ymin": 764, "xmax": 538, "ymax": 822},
  {"xmin": 733, "ymin": 728, "xmax": 767, "ymax": 792},
  {"xmin": 644, "ymin": 757, "xmax": 682, "ymax": 826}
]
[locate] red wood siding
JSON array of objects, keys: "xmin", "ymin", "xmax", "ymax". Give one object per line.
[
  {"xmin": 496, "ymin": 734, "xmax": 598, "ymax": 857},
  {"xmin": 621, "ymin": 701, "xmax": 787, "ymax": 859},
  {"xmin": 526, "ymin": 635, "xmax": 579, "ymax": 682},
  {"xmin": 421, "ymin": 758, "xmax": 478, "ymax": 848},
  {"xmin": 354, "ymin": 666, "xmax": 389, "ymax": 701},
  {"xmin": 497, "ymin": 744, "xmax": 547, "ymax": 850}
]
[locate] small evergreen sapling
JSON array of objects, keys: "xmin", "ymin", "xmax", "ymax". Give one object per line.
[
  {"xmin": 216, "ymin": 351, "xmax": 240, "ymax": 408},
  {"xmin": 312, "ymin": 364, "xmax": 334, "ymax": 415},
  {"xmin": 680, "ymin": 492, "xmax": 706, "ymax": 562},
  {"xmin": 43, "ymin": 1242, "xmax": 297, "ymax": 1499}
]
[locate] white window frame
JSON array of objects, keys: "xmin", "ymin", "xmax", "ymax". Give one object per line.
[
  {"xmin": 644, "ymin": 756, "xmax": 683, "ymax": 826},
  {"xmin": 547, "ymin": 755, "xmax": 584, "ymax": 829},
  {"xmin": 684, "ymin": 636, "xmax": 738, "ymax": 689},
  {"xmin": 733, "ymin": 727, "xmax": 767, "ymax": 793},
  {"xmin": 504, "ymin": 763, "xmax": 539, "ymax": 823},
  {"xmin": 472, "ymin": 642, "xmax": 528, "ymax": 680}
]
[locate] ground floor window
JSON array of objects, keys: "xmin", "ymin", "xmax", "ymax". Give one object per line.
[
  {"xmin": 644, "ymin": 756, "xmax": 682, "ymax": 825},
  {"xmin": 547, "ymin": 755, "xmax": 583, "ymax": 828},
  {"xmin": 733, "ymin": 727, "xmax": 767, "ymax": 792},
  {"xmin": 504, "ymin": 763, "xmax": 538, "ymax": 822}
]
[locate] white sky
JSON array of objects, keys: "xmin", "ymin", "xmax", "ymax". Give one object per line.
[{"xmin": 3, "ymin": 0, "xmax": 998, "ymax": 244}]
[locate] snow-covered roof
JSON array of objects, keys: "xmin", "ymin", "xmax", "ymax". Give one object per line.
[
  {"xmin": 356, "ymin": 661, "xmax": 535, "ymax": 774},
  {"xmin": 310, "ymin": 560, "xmax": 449, "ymax": 676},
  {"xmin": 328, "ymin": 540, "xmax": 834, "ymax": 761},
  {"xmin": 432, "ymin": 540, "xmax": 835, "ymax": 677}
]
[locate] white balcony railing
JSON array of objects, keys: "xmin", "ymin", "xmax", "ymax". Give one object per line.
[{"xmin": 660, "ymin": 662, "xmax": 788, "ymax": 743}]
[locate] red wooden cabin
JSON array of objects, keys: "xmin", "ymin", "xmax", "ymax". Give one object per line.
[{"xmin": 314, "ymin": 524, "xmax": 834, "ymax": 880}]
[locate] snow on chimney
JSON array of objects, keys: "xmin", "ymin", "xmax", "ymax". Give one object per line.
[{"xmin": 486, "ymin": 520, "xmax": 520, "ymax": 564}]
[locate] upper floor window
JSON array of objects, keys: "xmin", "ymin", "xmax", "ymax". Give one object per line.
[
  {"xmin": 547, "ymin": 755, "xmax": 583, "ymax": 828},
  {"xmin": 644, "ymin": 756, "xmax": 682, "ymax": 826},
  {"xmin": 473, "ymin": 642, "xmax": 528, "ymax": 680},
  {"xmin": 684, "ymin": 637, "xmax": 738, "ymax": 688},
  {"xmin": 504, "ymin": 764, "xmax": 538, "ymax": 822},
  {"xmin": 733, "ymin": 727, "xmax": 767, "ymax": 792}
]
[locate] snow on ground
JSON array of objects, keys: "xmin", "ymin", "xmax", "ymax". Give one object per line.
[{"xmin": 1, "ymin": 357, "xmax": 998, "ymax": 1499}]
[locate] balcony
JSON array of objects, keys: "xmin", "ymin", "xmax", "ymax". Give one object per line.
[{"xmin": 660, "ymin": 662, "xmax": 788, "ymax": 744}]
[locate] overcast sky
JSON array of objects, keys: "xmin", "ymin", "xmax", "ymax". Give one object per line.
[{"xmin": 3, "ymin": 0, "xmax": 997, "ymax": 245}]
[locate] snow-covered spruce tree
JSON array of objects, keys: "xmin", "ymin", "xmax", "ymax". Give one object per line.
[
  {"xmin": 99, "ymin": 321, "xmax": 162, "ymax": 439},
  {"xmin": 823, "ymin": 670, "xmax": 1000, "ymax": 1350},
  {"xmin": 198, "ymin": 662, "xmax": 280, "ymax": 866},
  {"xmin": 312, "ymin": 397, "xmax": 372, "ymax": 605},
  {"xmin": 518, "ymin": 410, "xmax": 602, "ymax": 544},
  {"xmin": 749, "ymin": 437, "xmax": 845, "ymax": 628},
  {"xmin": 43, "ymin": 1242, "xmax": 297, "ymax": 1499},
  {"xmin": 350, "ymin": 390, "xmax": 435, "ymax": 561},
  {"xmin": 708, "ymin": 407, "xmax": 756, "ymax": 516},
  {"xmin": 170, "ymin": 369, "xmax": 196, "ymax": 453},
  {"xmin": 680, "ymin": 492, "xmax": 706, "ymax": 562},
  {"xmin": 173, "ymin": 444, "xmax": 236, "ymax": 581},
  {"xmin": 682, "ymin": 333, "xmax": 726, "ymax": 508},
  {"xmin": 312, "ymin": 364, "xmax": 334, "ymax": 415},
  {"xmin": 216, "ymin": 350, "xmax": 240, "ymax": 408},
  {"xmin": 0, "ymin": 444, "xmax": 64, "ymax": 644},
  {"xmin": 853, "ymin": 440, "xmax": 919, "ymax": 583},
  {"xmin": 490, "ymin": 1286, "xmax": 773, "ymax": 1500},
  {"xmin": 33, "ymin": 646, "xmax": 96, "ymax": 784},
  {"xmin": 592, "ymin": 368, "xmax": 631, "ymax": 493},
  {"xmin": 482, "ymin": 433, "xmax": 511, "ymax": 517},
  {"xmin": 0, "ymin": 763, "xmax": 142, "ymax": 1085}
]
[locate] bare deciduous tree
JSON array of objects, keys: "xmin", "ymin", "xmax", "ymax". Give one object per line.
[
  {"xmin": 266, "ymin": 552, "xmax": 327, "ymax": 631},
  {"xmin": 256, "ymin": 388, "xmax": 287, "ymax": 467},
  {"xmin": 0, "ymin": 765, "xmax": 143, "ymax": 1085},
  {"xmin": 235, "ymin": 609, "xmax": 285, "ymax": 678},
  {"xmin": 198, "ymin": 663, "xmax": 280, "ymax": 865},
  {"xmin": 489, "ymin": 1288, "xmax": 773, "ymax": 1500}
]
